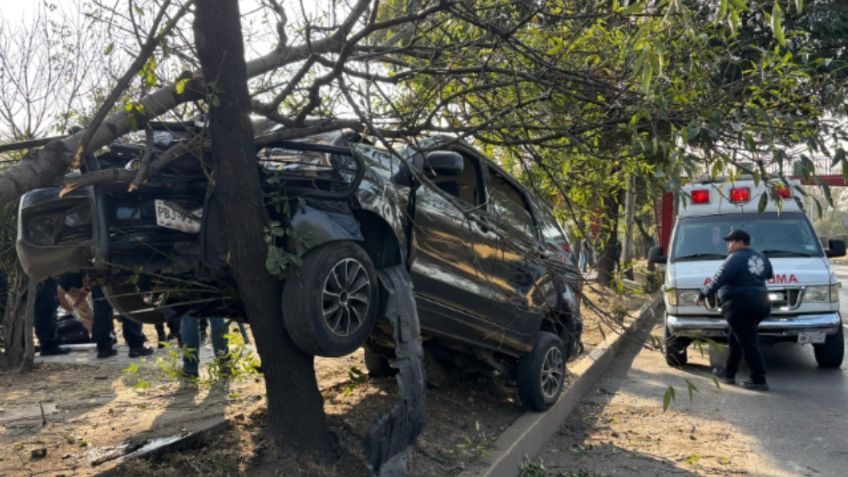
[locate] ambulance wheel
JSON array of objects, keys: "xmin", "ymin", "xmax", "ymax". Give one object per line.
[
  {"xmin": 664, "ymin": 325, "xmax": 688, "ymax": 367},
  {"xmin": 814, "ymin": 326, "xmax": 844, "ymax": 368}
]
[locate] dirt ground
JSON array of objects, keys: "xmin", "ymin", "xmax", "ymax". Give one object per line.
[{"xmin": 0, "ymin": 279, "xmax": 652, "ymax": 477}]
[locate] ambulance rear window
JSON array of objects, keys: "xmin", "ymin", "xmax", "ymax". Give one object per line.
[{"xmin": 670, "ymin": 212, "xmax": 823, "ymax": 262}]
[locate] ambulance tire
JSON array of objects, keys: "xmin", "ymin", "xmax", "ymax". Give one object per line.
[
  {"xmin": 663, "ymin": 325, "xmax": 688, "ymax": 367},
  {"xmin": 813, "ymin": 326, "xmax": 844, "ymax": 368}
]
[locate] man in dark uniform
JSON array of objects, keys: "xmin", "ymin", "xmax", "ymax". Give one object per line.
[{"xmin": 696, "ymin": 229, "xmax": 773, "ymax": 391}]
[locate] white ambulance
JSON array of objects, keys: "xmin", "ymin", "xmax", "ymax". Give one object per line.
[{"xmin": 650, "ymin": 178, "xmax": 845, "ymax": 368}]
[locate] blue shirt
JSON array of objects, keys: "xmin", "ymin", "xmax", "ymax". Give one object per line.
[{"xmin": 699, "ymin": 247, "xmax": 774, "ymax": 302}]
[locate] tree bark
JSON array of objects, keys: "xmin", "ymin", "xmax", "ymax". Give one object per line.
[
  {"xmin": 193, "ymin": 0, "xmax": 333, "ymax": 456},
  {"xmin": 2, "ymin": 268, "xmax": 33, "ymax": 370},
  {"xmin": 621, "ymin": 175, "xmax": 636, "ymax": 280},
  {"xmin": 596, "ymin": 190, "xmax": 621, "ymax": 287}
]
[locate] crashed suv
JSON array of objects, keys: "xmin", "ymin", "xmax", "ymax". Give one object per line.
[{"xmin": 16, "ymin": 121, "xmax": 583, "ymax": 410}]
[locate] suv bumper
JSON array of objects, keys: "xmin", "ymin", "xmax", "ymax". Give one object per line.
[{"xmin": 667, "ymin": 313, "xmax": 842, "ymax": 338}]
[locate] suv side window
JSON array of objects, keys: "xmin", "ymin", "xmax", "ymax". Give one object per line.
[
  {"xmin": 538, "ymin": 205, "xmax": 567, "ymax": 247},
  {"xmin": 487, "ymin": 167, "xmax": 536, "ymax": 238},
  {"xmin": 433, "ymin": 154, "xmax": 482, "ymax": 206}
]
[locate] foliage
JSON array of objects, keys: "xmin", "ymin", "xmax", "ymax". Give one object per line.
[{"xmin": 373, "ymin": 0, "xmax": 848, "ymax": 258}]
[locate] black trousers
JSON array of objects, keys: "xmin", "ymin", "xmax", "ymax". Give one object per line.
[
  {"xmin": 34, "ymin": 280, "xmax": 61, "ymax": 350},
  {"xmin": 91, "ymin": 286, "xmax": 146, "ymax": 351},
  {"xmin": 722, "ymin": 294, "xmax": 770, "ymax": 384}
]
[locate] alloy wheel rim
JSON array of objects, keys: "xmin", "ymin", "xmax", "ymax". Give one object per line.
[
  {"xmin": 321, "ymin": 257, "xmax": 371, "ymax": 337},
  {"xmin": 540, "ymin": 346, "xmax": 564, "ymax": 400}
]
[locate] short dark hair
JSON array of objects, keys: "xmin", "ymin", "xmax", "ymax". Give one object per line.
[{"xmin": 723, "ymin": 229, "xmax": 751, "ymax": 245}]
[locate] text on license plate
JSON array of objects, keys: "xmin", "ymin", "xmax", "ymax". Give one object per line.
[
  {"xmin": 154, "ymin": 200, "xmax": 203, "ymax": 234},
  {"xmin": 797, "ymin": 331, "xmax": 826, "ymax": 344}
]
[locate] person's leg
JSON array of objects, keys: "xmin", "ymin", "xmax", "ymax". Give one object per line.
[
  {"xmin": 33, "ymin": 280, "xmax": 60, "ymax": 351},
  {"xmin": 724, "ymin": 329, "xmax": 744, "ymax": 379},
  {"xmin": 91, "ymin": 286, "xmax": 116, "ymax": 357},
  {"xmin": 209, "ymin": 318, "xmax": 229, "ymax": 357},
  {"xmin": 180, "ymin": 315, "xmax": 201, "ymax": 376},
  {"xmin": 121, "ymin": 318, "xmax": 153, "ymax": 357},
  {"xmin": 739, "ymin": 303, "xmax": 768, "ymax": 385},
  {"xmin": 722, "ymin": 305, "xmax": 742, "ymax": 379},
  {"xmin": 155, "ymin": 322, "xmax": 167, "ymax": 347}
]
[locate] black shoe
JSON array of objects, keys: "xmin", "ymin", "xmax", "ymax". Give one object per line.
[
  {"xmin": 742, "ymin": 380, "xmax": 769, "ymax": 391},
  {"xmin": 128, "ymin": 346, "xmax": 154, "ymax": 358},
  {"xmin": 97, "ymin": 349, "xmax": 118, "ymax": 359},
  {"xmin": 712, "ymin": 368, "xmax": 736, "ymax": 385},
  {"xmin": 40, "ymin": 346, "xmax": 71, "ymax": 356}
]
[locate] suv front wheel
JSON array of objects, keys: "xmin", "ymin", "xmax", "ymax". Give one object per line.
[
  {"xmin": 282, "ymin": 241, "xmax": 378, "ymax": 357},
  {"xmin": 517, "ymin": 332, "xmax": 566, "ymax": 411}
]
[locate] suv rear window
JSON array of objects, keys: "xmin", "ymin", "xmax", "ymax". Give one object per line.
[{"xmin": 671, "ymin": 212, "xmax": 823, "ymax": 262}]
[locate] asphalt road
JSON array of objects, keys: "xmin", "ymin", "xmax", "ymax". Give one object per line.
[{"xmin": 540, "ymin": 271, "xmax": 848, "ymax": 477}]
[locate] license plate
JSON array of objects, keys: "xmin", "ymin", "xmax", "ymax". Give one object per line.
[
  {"xmin": 798, "ymin": 331, "xmax": 826, "ymax": 344},
  {"xmin": 154, "ymin": 200, "xmax": 202, "ymax": 233}
]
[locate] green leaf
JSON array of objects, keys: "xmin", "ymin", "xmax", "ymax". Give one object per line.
[
  {"xmin": 795, "ymin": 0, "xmax": 803, "ymax": 14},
  {"xmin": 771, "ymin": 2, "xmax": 786, "ymax": 47},
  {"xmin": 176, "ymin": 78, "xmax": 190, "ymax": 95},
  {"xmin": 642, "ymin": 62, "xmax": 654, "ymax": 93},
  {"xmin": 662, "ymin": 385, "xmax": 676, "ymax": 411},
  {"xmin": 104, "ymin": 42, "xmax": 114, "ymax": 55},
  {"xmin": 831, "ymin": 148, "xmax": 845, "ymax": 168},
  {"xmin": 757, "ymin": 191, "xmax": 769, "ymax": 213},
  {"xmin": 685, "ymin": 379, "xmax": 698, "ymax": 400},
  {"xmin": 716, "ymin": 0, "xmax": 728, "ymax": 23}
]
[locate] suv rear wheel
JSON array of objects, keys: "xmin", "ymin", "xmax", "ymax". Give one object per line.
[
  {"xmin": 664, "ymin": 325, "xmax": 689, "ymax": 367},
  {"xmin": 282, "ymin": 241, "xmax": 378, "ymax": 357},
  {"xmin": 814, "ymin": 326, "xmax": 844, "ymax": 368},
  {"xmin": 517, "ymin": 332, "xmax": 565, "ymax": 411}
]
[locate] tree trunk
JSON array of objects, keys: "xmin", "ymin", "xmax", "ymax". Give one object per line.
[
  {"xmin": 621, "ymin": 175, "xmax": 636, "ymax": 280},
  {"xmin": 193, "ymin": 0, "xmax": 334, "ymax": 456},
  {"xmin": 596, "ymin": 190, "xmax": 621, "ymax": 287},
  {"xmin": 2, "ymin": 268, "xmax": 34, "ymax": 370}
]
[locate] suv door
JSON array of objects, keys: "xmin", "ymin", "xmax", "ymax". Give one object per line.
[
  {"xmin": 409, "ymin": 151, "xmax": 494, "ymax": 343},
  {"xmin": 479, "ymin": 165, "xmax": 549, "ymax": 348}
]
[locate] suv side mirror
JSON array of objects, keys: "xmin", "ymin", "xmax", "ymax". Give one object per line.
[
  {"xmin": 422, "ymin": 150, "xmax": 464, "ymax": 177},
  {"xmin": 826, "ymin": 239, "xmax": 846, "ymax": 258},
  {"xmin": 648, "ymin": 245, "xmax": 667, "ymax": 264}
]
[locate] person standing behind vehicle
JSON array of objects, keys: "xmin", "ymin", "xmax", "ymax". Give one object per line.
[
  {"xmin": 34, "ymin": 278, "xmax": 70, "ymax": 356},
  {"xmin": 696, "ymin": 229, "xmax": 773, "ymax": 391},
  {"xmin": 180, "ymin": 315, "xmax": 228, "ymax": 378},
  {"xmin": 85, "ymin": 279, "xmax": 153, "ymax": 359}
]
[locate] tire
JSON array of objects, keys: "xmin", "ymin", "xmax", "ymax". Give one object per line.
[
  {"xmin": 814, "ymin": 326, "xmax": 844, "ymax": 368},
  {"xmin": 664, "ymin": 325, "xmax": 688, "ymax": 367},
  {"xmin": 517, "ymin": 332, "xmax": 566, "ymax": 412},
  {"xmin": 364, "ymin": 347, "xmax": 395, "ymax": 377},
  {"xmin": 282, "ymin": 241, "xmax": 378, "ymax": 357}
]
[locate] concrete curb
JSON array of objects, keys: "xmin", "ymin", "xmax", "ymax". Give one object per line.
[{"xmin": 460, "ymin": 294, "xmax": 663, "ymax": 477}]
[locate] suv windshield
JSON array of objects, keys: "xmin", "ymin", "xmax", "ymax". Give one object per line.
[{"xmin": 670, "ymin": 212, "xmax": 823, "ymax": 262}]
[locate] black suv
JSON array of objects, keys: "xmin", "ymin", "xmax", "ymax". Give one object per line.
[{"xmin": 16, "ymin": 121, "xmax": 582, "ymax": 410}]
